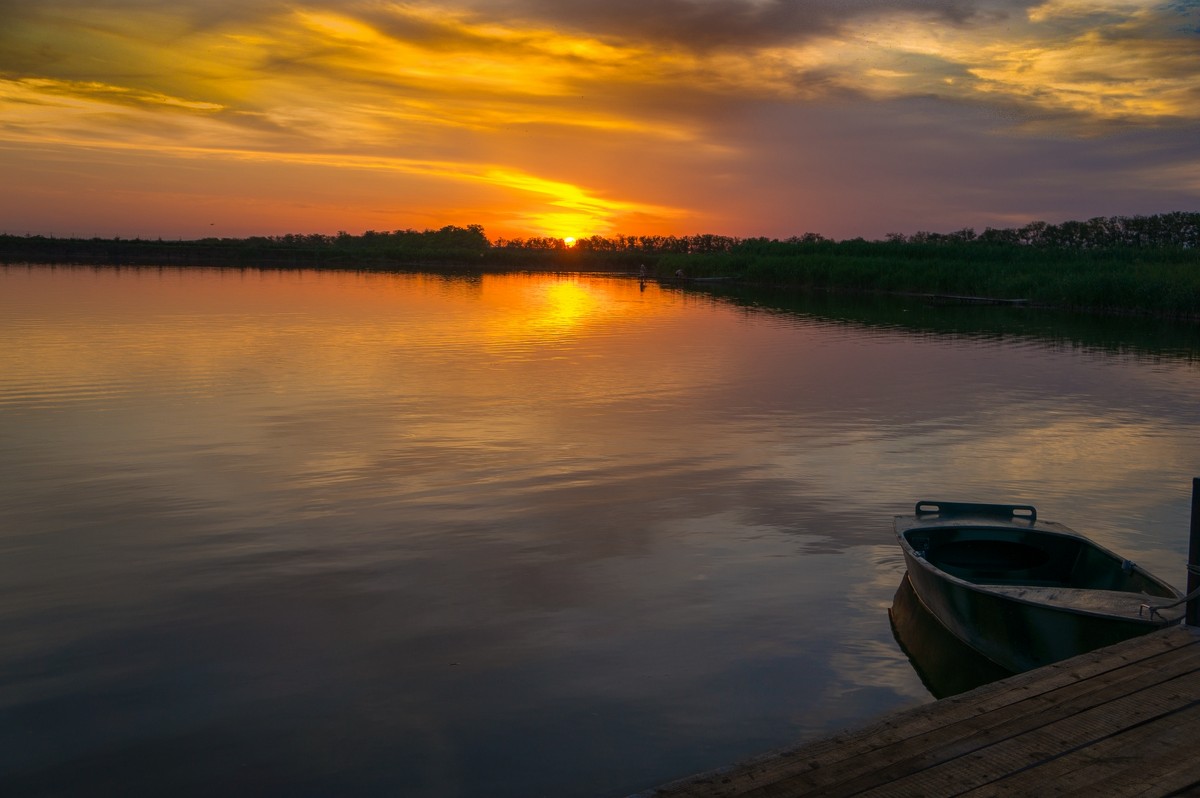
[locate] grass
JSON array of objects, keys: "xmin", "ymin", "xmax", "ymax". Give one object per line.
[{"xmin": 656, "ymin": 244, "xmax": 1200, "ymax": 318}]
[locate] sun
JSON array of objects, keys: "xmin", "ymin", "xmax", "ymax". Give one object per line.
[{"xmin": 563, "ymin": 236, "xmax": 576, "ymax": 247}]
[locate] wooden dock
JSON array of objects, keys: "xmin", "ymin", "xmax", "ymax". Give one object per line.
[{"xmin": 634, "ymin": 624, "xmax": 1200, "ymax": 797}]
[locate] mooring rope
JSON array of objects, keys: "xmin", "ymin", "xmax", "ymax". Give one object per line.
[{"xmin": 1142, "ymin": 565, "xmax": 1200, "ymax": 616}]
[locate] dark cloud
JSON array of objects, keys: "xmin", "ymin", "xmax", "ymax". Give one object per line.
[
  {"xmin": 458, "ymin": 0, "xmax": 1040, "ymax": 49},
  {"xmin": 688, "ymin": 94, "xmax": 1200, "ymax": 238}
]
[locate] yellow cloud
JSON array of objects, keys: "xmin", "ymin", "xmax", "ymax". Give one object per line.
[
  {"xmin": 295, "ymin": 10, "xmax": 381, "ymax": 42},
  {"xmin": 12, "ymin": 0, "xmax": 1186, "ymax": 165},
  {"xmin": 3, "ymin": 77, "xmax": 224, "ymax": 113},
  {"xmin": 0, "ymin": 76, "xmax": 682, "ymax": 239},
  {"xmin": 1027, "ymin": 0, "xmax": 1159, "ymax": 23},
  {"xmin": 968, "ymin": 32, "xmax": 1199, "ymax": 119},
  {"xmin": 848, "ymin": 8, "xmax": 1199, "ymax": 121},
  {"xmin": 475, "ymin": 170, "xmax": 682, "ymax": 237}
]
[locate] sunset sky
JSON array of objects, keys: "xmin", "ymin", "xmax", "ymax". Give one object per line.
[{"xmin": 2, "ymin": 0, "xmax": 1198, "ymax": 241}]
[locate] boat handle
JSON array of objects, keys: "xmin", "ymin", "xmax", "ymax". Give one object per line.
[{"xmin": 914, "ymin": 501, "xmax": 1037, "ymax": 522}]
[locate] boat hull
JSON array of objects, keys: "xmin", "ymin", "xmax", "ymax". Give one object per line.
[
  {"xmin": 896, "ymin": 501, "xmax": 1183, "ymax": 674},
  {"xmin": 889, "ymin": 574, "xmax": 1013, "ymax": 698}
]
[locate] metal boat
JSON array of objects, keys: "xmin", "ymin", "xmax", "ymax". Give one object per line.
[
  {"xmin": 895, "ymin": 500, "xmax": 1184, "ymax": 673},
  {"xmin": 889, "ymin": 574, "xmax": 1013, "ymax": 698}
]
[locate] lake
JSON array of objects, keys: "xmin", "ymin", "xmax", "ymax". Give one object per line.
[{"xmin": 1, "ymin": 265, "xmax": 1198, "ymax": 797}]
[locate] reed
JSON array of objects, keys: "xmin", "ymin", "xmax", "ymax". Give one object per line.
[{"xmin": 656, "ymin": 244, "xmax": 1200, "ymax": 318}]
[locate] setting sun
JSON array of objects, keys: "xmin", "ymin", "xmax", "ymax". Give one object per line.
[{"xmin": 564, "ymin": 237, "xmax": 576, "ymax": 247}]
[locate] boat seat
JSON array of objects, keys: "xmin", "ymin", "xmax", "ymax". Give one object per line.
[{"xmin": 983, "ymin": 584, "xmax": 1185, "ymax": 621}]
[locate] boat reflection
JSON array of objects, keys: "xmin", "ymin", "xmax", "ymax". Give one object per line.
[{"xmin": 889, "ymin": 573, "xmax": 1013, "ymax": 699}]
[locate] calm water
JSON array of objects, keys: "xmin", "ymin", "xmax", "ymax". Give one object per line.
[{"xmin": 1, "ymin": 266, "xmax": 1198, "ymax": 797}]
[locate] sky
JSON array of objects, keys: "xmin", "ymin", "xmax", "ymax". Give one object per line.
[{"xmin": 1, "ymin": 0, "xmax": 1198, "ymax": 241}]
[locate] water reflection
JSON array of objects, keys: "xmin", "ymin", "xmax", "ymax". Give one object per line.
[
  {"xmin": 0, "ymin": 266, "xmax": 1197, "ymax": 797},
  {"xmin": 889, "ymin": 574, "xmax": 1013, "ymax": 699},
  {"xmin": 702, "ymin": 284, "xmax": 1200, "ymax": 362}
]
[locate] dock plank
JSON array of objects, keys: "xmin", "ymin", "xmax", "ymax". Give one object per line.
[
  {"xmin": 850, "ymin": 670, "xmax": 1200, "ymax": 798},
  {"xmin": 635, "ymin": 626, "xmax": 1200, "ymax": 798},
  {"xmin": 721, "ymin": 632, "xmax": 1196, "ymax": 797},
  {"xmin": 968, "ymin": 698, "xmax": 1200, "ymax": 797}
]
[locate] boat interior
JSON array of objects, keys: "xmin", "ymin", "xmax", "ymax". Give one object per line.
[{"xmin": 903, "ymin": 526, "xmax": 1176, "ymax": 597}]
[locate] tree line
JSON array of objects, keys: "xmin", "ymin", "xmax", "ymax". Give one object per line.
[
  {"xmin": 883, "ymin": 212, "xmax": 1200, "ymax": 249},
  {"xmin": 1, "ymin": 213, "xmax": 1197, "ymax": 268},
  {"xmin": 493, "ymin": 213, "xmax": 1200, "ymax": 253}
]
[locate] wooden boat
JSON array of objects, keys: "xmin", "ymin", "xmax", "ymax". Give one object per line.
[{"xmin": 895, "ymin": 500, "xmax": 1184, "ymax": 673}]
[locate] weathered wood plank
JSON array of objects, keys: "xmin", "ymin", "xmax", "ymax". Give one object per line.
[
  {"xmin": 747, "ymin": 650, "xmax": 1200, "ymax": 798},
  {"xmin": 965, "ymin": 698, "xmax": 1200, "ymax": 797},
  {"xmin": 635, "ymin": 627, "xmax": 1200, "ymax": 798},
  {"xmin": 850, "ymin": 671, "xmax": 1200, "ymax": 798},
  {"xmin": 664, "ymin": 631, "xmax": 1199, "ymax": 797}
]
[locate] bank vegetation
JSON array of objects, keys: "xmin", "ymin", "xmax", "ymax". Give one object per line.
[{"xmin": 3, "ymin": 213, "xmax": 1198, "ymax": 318}]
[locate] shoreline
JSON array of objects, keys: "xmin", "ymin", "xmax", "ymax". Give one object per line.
[{"xmin": 3, "ymin": 244, "xmax": 1198, "ymax": 322}]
